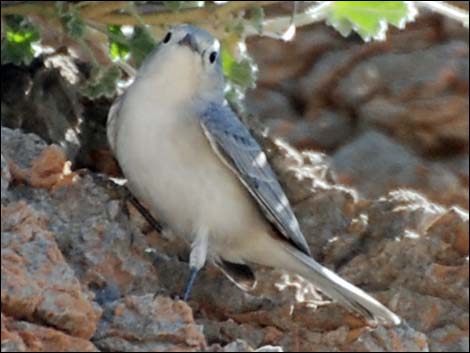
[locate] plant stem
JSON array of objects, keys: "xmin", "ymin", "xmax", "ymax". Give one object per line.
[
  {"xmin": 245, "ymin": 1, "xmax": 332, "ymax": 38},
  {"xmin": 417, "ymin": 1, "xmax": 469, "ymax": 28},
  {"xmin": 97, "ymin": 1, "xmax": 279, "ymax": 26},
  {"xmin": 79, "ymin": 1, "xmax": 127, "ymax": 19},
  {"xmin": 0, "ymin": 1, "xmax": 55, "ymax": 17}
]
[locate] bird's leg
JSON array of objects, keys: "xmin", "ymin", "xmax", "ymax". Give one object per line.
[
  {"xmin": 182, "ymin": 267, "xmax": 199, "ymax": 301},
  {"xmin": 182, "ymin": 228, "xmax": 208, "ymax": 301},
  {"xmin": 128, "ymin": 191, "xmax": 165, "ymax": 233}
]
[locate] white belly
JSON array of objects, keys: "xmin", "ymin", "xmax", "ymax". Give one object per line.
[{"xmin": 115, "ymin": 91, "xmax": 267, "ymax": 258}]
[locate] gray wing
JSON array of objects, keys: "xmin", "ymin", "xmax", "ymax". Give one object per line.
[
  {"xmin": 200, "ymin": 103, "xmax": 311, "ymax": 256},
  {"xmin": 107, "ymin": 94, "xmax": 125, "ymax": 154}
]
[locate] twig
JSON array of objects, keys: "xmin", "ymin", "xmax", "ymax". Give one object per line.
[
  {"xmin": 417, "ymin": 1, "xmax": 469, "ymax": 28},
  {"xmin": 85, "ymin": 19, "xmax": 137, "ymax": 76},
  {"xmin": 117, "ymin": 60, "xmax": 137, "ymax": 77},
  {"xmin": 79, "ymin": 1, "xmax": 126, "ymax": 19},
  {"xmin": 126, "ymin": 1, "xmax": 155, "ymax": 40},
  {"xmin": 0, "ymin": 1, "xmax": 55, "ymax": 16},
  {"xmin": 97, "ymin": 1, "xmax": 280, "ymax": 26},
  {"xmin": 1, "ymin": 1, "xmax": 278, "ymax": 27},
  {"xmin": 245, "ymin": 1, "xmax": 332, "ymax": 38}
]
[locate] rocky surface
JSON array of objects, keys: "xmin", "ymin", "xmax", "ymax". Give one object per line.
[
  {"xmin": 247, "ymin": 10, "xmax": 469, "ymax": 211},
  {"xmin": 1, "ymin": 125, "xmax": 468, "ymax": 351},
  {"xmin": 1, "ymin": 5, "xmax": 469, "ymax": 353}
]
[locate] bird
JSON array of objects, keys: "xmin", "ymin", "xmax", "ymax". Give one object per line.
[{"xmin": 107, "ymin": 24, "xmax": 401, "ymax": 326}]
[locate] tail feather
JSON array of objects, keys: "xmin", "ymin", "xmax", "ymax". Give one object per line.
[{"xmin": 282, "ymin": 245, "xmax": 401, "ymax": 326}]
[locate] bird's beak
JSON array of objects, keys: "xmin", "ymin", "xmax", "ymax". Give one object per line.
[{"xmin": 178, "ymin": 33, "xmax": 198, "ymax": 53}]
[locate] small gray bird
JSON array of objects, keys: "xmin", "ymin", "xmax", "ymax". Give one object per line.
[{"xmin": 108, "ymin": 24, "xmax": 400, "ymax": 326}]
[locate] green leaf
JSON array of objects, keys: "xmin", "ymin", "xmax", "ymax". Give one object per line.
[
  {"xmin": 129, "ymin": 26, "xmax": 156, "ymax": 67},
  {"xmin": 221, "ymin": 46, "xmax": 257, "ymax": 88},
  {"xmin": 55, "ymin": 2, "xmax": 85, "ymax": 39},
  {"xmin": 62, "ymin": 13, "xmax": 86, "ymax": 39},
  {"xmin": 224, "ymin": 83, "xmax": 246, "ymax": 114},
  {"xmin": 248, "ymin": 7, "xmax": 265, "ymax": 34},
  {"xmin": 1, "ymin": 15, "xmax": 40, "ymax": 65},
  {"xmin": 164, "ymin": 1, "xmax": 183, "ymax": 11},
  {"xmin": 81, "ymin": 65, "xmax": 122, "ymax": 99},
  {"xmin": 108, "ymin": 25, "xmax": 130, "ymax": 61},
  {"xmin": 229, "ymin": 58, "xmax": 256, "ymax": 87},
  {"xmin": 164, "ymin": 1, "xmax": 205, "ymax": 11},
  {"xmin": 328, "ymin": 1, "xmax": 417, "ymax": 41},
  {"xmin": 221, "ymin": 42, "xmax": 257, "ymax": 110}
]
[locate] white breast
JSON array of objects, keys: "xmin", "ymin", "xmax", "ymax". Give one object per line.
[{"xmin": 113, "ymin": 62, "xmax": 267, "ymax": 256}]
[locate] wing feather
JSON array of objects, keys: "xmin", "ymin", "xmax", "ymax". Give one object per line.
[{"xmin": 200, "ymin": 103, "xmax": 311, "ymax": 256}]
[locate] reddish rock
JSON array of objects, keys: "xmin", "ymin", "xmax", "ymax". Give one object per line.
[
  {"xmin": 94, "ymin": 295, "xmax": 206, "ymax": 351},
  {"xmin": 427, "ymin": 207, "xmax": 469, "ymax": 257},
  {"xmin": 1, "ymin": 202, "xmax": 101, "ymax": 339},
  {"xmin": 2, "ymin": 8, "xmax": 469, "ymax": 348},
  {"xmin": 29, "ymin": 145, "xmax": 77, "ymax": 190},
  {"xmin": 1, "ymin": 313, "xmax": 26, "ymax": 352},
  {"xmin": 1, "ymin": 314, "xmax": 98, "ymax": 352}
]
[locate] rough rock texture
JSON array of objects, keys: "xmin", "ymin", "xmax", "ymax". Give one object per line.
[
  {"xmin": 1, "ymin": 201, "xmax": 101, "ymax": 339},
  {"xmin": 1, "ymin": 313, "xmax": 98, "ymax": 352},
  {"xmin": 1, "ymin": 153, "xmax": 10, "ymax": 202},
  {"xmin": 1, "ymin": 6, "xmax": 469, "ymax": 352},
  {"xmin": 332, "ymin": 131, "xmax": 466, "ymax": 208},
  {"xmin": 94, "ymin": 295, "xmax": 206, "ymax": 351},
  {"xmin": 2, "ymin": 126, "xmax": 468, "ymax": 352},
  {"xmin": 247, "ymin": 11, "xmax": 469, "ymax": 211},
  {"xmin": 1, "ymin": 127, "xmax": 212, "ymax": 351},
  {"xmin": 1, "ymin": 59, "xmax": 82, "ymax": 161}
]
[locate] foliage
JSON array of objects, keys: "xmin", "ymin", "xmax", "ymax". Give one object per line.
[
  {"xmin": 1, "ymin": 15, "xmax": 40, "ymax": 65},
  {"xmin": 327, "ymin": 1, "xmax": 417, "ymax": 41},
  {"xmin": 56, "ymin": 2, "xmax": 86, "ymax": 39},
  {"xmin": 0, "ymin": 1, "xmax": 467, "ymax": 102},
  {"xmin": 81, "ymin": 64, "xmax": 122, "ymax": 99}
]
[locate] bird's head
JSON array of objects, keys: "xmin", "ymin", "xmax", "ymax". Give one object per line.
[{"xmin": 138, "ymin": 24, "xmax": 225, "ymax": 103}]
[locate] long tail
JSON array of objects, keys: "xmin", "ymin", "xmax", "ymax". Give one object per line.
[{"xmin": 278, "ymin": 244, "xmax": 401, "ymax": 326}]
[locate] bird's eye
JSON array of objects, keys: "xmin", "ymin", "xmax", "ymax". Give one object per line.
[
  {"xmin": 162, "ymin": 32, "xmax": 172, "ymax": 44},
  {"xmin": 209, "ymin": 51, "xmax": 217, "ymax": 64}
]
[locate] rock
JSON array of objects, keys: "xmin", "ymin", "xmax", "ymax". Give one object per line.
[
  {"xmin": 332, "ymin": 131, "xmax": 467, "ymax": 208},
  {"xmin": 445, "ymin": 154, "xmax": 469, "ymax": 185},
  {"xmin": 217, "ymin": 339, "xmax": 253, "ymax": 352},
  {"xmin": 427, "ymin": 206, "xmax": 469, "ymax": 257},
  {"xmin": 1, "ymin": 314, "xmax": 98, "ymax": 352},
  {"xmin": 2, "ymin": 4, "xmax": 470, "ymax": 350},
  {"xmin": 1, "ymin": 313, "xmax": 26, "ymax": 352},
  {"xmin": 247, "ymin": 16, "xmax": 468, "ymax": 217},
  {"xmin": 245, "ymin": 88, "xmax": 300, "ymax": 125},
  {"xmin": 358, "ymin": 95, "xmax": 469, "ymax": 156},
  {"xmin": 347, "ymin": 325, "xmax": 429, "ymax": 352},
  {"xmin": 202, "ymin": 319, "xmax": 265, "ymax": 348},
  {"xmin": 1, "ymin": 153, "xmax": 10, "ymax": 202},
  {"xmin": 251, "ymin": 109, "xmax": 354, "ymax": 151},
  {"xmin": 1, "ymin": 127, "xmax": 48, "ymax": 171},
  {"xmin": 207, "ymin": 338, "xmax": 283, "ymax": 352},
  {"xmin": 260, "ymin": 131, "xmax": 468, "ymax": 351},
  {"xmin": 2, "ymin": 127, "xmax": 78, "ymax": 190},
  {"xmin": 334, "ymin": 41, "xmax": 469, "ymax": 108},
  {"xmin": 302, "ymin": 109, "xmax": 353, "ymax": 151},
  {"xmin": 336, "ymin": 190, "xmax": 469, "ymax": 348},
  {"xmin": 428, "ymin": 324, "xmax": 470, "ymax": 352},
  {"xmin": 1, "ymin": 63, "xmax": 82, "ymax": 161},
  {"xmin": 247, "ymin": 25, "xmax": 343, "ymax": 87},
  {"xmin": 93, "ymin": 295, "xmax": 206, "ymax": 351},
  {"xmin": 1, "ymin": 58, "xmax": 118, "ymax": 176},
  {"xmin": 366, "ymin": 190, "xmax": 445, "ymax": 241},
  {"xmin": 297, "ymin": 47, "xmax": 360, "ymax": 105},
  {"xmin": 1, "ymin": 201, "xmax": 101, "ymax": 339},
  {"xmin": 2, "ymin": 108, "xmax": 468, "ymax": 351}
]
